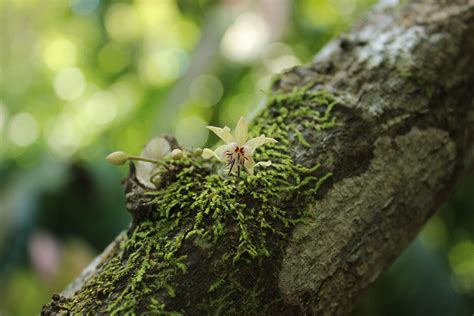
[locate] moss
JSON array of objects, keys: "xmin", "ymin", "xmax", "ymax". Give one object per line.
[
  {"xmin": 399, "ymin": 69, "xmax": 413, "ymax": 78},
  {"xmin": 45, "ymin": 86, "xmax": 341, "ymax": 315}
]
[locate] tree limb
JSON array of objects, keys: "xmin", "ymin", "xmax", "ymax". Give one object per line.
[{"xmin": 42, "ymin": 0, "xmax": 474, "ymax": 315}]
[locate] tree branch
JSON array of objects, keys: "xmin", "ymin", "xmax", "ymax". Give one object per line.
[{"xmin": 42, "ymin": 0, "xmax": 474, "ymax": 315}]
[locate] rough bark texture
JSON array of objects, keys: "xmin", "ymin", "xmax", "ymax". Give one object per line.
[{"xmin": 42, "ymin": 0, "xmax": 474, "ymax": 315}]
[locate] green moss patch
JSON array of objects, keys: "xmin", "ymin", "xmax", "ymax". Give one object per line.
[{"xmin": 44, "ymin": 87, "xmax": 340, "ymax": 315}]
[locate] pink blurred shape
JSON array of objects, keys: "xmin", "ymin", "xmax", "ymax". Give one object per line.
[{"xmin": 28, "ymin": 230, "xmax": 61, "ymax": 280}]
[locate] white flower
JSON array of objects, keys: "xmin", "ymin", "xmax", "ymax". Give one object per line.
[
  {"xmin": 135, "ymin": 137, "xmax": 171, "ymax": 188},
  {"xmin": 202, "ymin": 116, "xmax": 277, "ymax": 176}
]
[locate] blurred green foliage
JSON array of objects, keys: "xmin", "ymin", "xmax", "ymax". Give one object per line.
[{"xmin": 0, "ymin": 0, "xmax": 472, "ymax": 315}]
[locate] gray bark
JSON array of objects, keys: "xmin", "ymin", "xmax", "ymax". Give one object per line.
[
  {"xmin": 278, "ymin": 0, "xmax": 474, "ymax": 313},
  {"xmin": 42, "ymin": 0, "xmax": 474, "ymax": 315}
]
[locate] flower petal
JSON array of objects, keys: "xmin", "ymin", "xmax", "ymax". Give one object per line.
[
  {"xmin": 202, "ymin": 148, "xmax": 219, "ymax": 160},
  {"xmin": 255, "ymin": 160, "xmax": 272, "ymax": 167},
  {"xmin": 136, "ymin": 137, "xmax": 171, "ymax": 188},
  {"xmin": 207, "ymin": 126, "xmax": 234, "ymax": 143},
  {"xmin": 244, "ymin": 158, "xmax": 271, "ymax": 175},
  {"xmin": 244, "ymin": 156, "xmax": 255, "ymax": 175},
  {"xmin": 141, "ymin": 137, "xmax": 171, "ymax": 160},
  {"xmin": 214, "ymin": 143, "xmax": 234, "ymax": 161},
  {"xmin": 246, "ymin": 135, "xmax": 277, "ymax": 154},
  {"xmin": 234, "ymin": 116, "xmax": 248, "ymax": 146}
]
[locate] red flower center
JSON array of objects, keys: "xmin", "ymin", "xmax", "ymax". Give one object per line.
[{"xmin": 234, "ymin": 146, "xmax": 245, "ymax": 154}]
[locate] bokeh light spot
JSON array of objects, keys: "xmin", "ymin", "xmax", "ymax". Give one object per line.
[
  {"xmin": 98, "ymin": 42, "xmax": 131, "ymax": 74},
  {"xmin": 173, "ymin": 20, "xmax": 201, "ymax": 50},
  {"xmin": 221, "ymin": 13, "xmax": 270, "ymax": 63},
  {"xmin": 7, "ymin": 112, "xmax": 39, "ymax": 147},
  {"xmin": 105, "ymin": 3, "xmax": 141, "ymax": 42},
  {"xmin": 268, "ymin": 55, "xmax": 300, "ymax": 74},
  {"xmin": 301, "ymin": 0, "xmax": 339, "ymax": 27},
  {"xmin": 45, "ymin": 114, "xmax": 80, "ymax": 157},
  {"xmin": 139, "ymin": 48, "xmax": 188, "ymax": 86},
  {"xmin": 110, "ymin": 76, "xmax": 141, "ymax": 118},
  {"xmin": 449, "ymin": 240, "xmax": 474, "ymax": 293},
  {"xmin": 84, "ymin": 91, "xmax": 118, "ymax": 126},
  {"xmin": 219, "ymin": 93, "xmax": 255, "ymax": 127},
  {"xmin": 175, "ymin": 115, "xmax": 209, "ymax": 148},
  {"xmin": 256, "ymin": 75, "xmax": 272, "ymax": 92},
  {"xmin": 419, "ymin": 216, "xmax": 447, "ymax": 251},
  {"xmin": 135, "ymin": 0, "xmax": 178, "ymax": 32},
  {"xmin": 189, "ymin": 75, "xmax": 224, "ymax": 107},
  {"xmin": 53, "ymin": 67, "xmax": 86, "ymax": 101},
  {"xmin": 42, "ymin": 36, "xmax": 77, "ymax": 71}
]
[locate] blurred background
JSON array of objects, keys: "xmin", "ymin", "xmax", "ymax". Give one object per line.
[{"xmin": 0, "ymin": 0, "xmax": 472, "ymax": 315}]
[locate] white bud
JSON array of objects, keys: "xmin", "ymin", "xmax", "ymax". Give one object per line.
[
  {"xmin": 171, "ymin": 149, "xmax": 183, "ymax": 160},
  {"xmin": 106, "ymin": 151, "xmax": 128, "ymax": 165},
  {"xmin": 194, "ymin": 147, "xmax": 203, "ymax": 155}
]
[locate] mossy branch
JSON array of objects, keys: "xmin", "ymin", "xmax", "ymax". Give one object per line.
[{"xmin": 42, "ymin": 1, "xmax": 474, "ymax": 315}]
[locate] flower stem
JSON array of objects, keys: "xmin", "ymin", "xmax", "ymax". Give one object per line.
[{"xmin": 127, "ymin": 155, "xmax": 161, "ymax": 164}]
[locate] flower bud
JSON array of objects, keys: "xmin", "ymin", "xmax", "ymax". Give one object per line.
[
  {"xmin": 194, "ymin": 147, "xmax": 203, "ymax": 156},
  {"xmin": 106, "ymin": 151, "xmax": 128, "ymax": 165},
  {"xmin": 171, "ymin": 149, "xmax": 183, "ymax": 160}
]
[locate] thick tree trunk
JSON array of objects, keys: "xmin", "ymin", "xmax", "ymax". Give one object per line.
[{"xmin": 42, "ymin": 0, "xmax": 474, "ymax": 315}]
